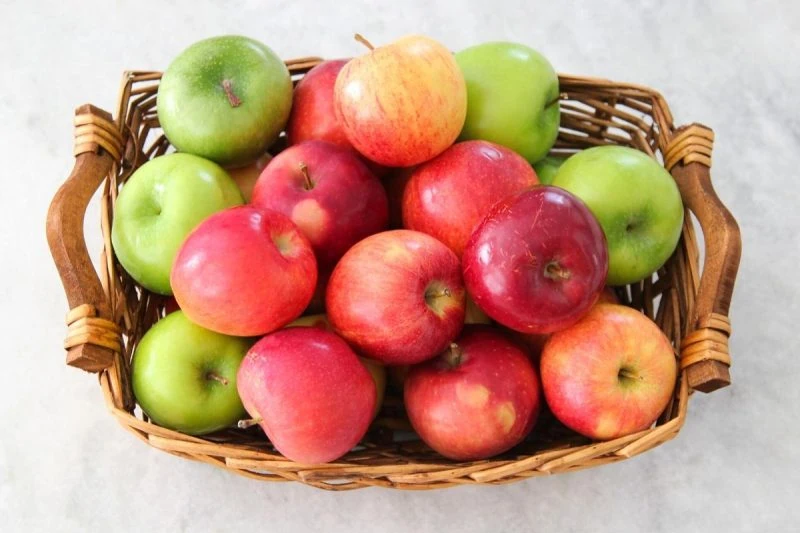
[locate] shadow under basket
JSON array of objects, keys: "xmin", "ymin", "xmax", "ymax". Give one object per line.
[{"xmin": 47, "ymin": 58, "xmax": 742, "ymax": 490}]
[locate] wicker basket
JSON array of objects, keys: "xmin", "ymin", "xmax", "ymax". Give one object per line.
[{"xmin": 46, "ymin": 57, "xmax": 741, "ymax": 490}]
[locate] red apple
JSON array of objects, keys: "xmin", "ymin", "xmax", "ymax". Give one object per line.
[
  {"xmin": 405, "ymin": 327, "xmax": 541, "ymax": 460},
  {"xmin": 171, "ymin": 206, "xmax": 317, "ymax": 336},
  {"xmin": 287, "ymin": 59, "xmax": 351, "ymax": 147},
  {"xmin": 237, "ymin": 327, "xmax": 375, "ymax": 463},
  {"xmin": 334, "ymin": 35, "xmax": 467, "ymax": 167},
  {"xmin": 327, "ymin": 230, "xmax": 465, "ymax": 364},
  {"xmin": 541, "ymin": 304, "xmax": 677, "ymax": 440},
  {"xmin": 252, "ymin": 140, "xmax": 388, "ymax": 268},
  {"xmin": 286, "ymin": 313, "xmax": 387, "ymax": 419},
  {"xmin": 402, "ymin": 140, "xmax": 539, "ymax": 257},
  {"xmin": 463, "ymin": 186, "xmax": 608, "ymax": 334}
]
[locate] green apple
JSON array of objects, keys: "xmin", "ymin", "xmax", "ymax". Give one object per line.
[
  {"xmin": 111, "ymin": 153, "xmax": 243, "ymax": 294},
  {"xmin": 132, "ymin": 311, "xmax": 250, "ymax": 435},
  {"xmin": 455, "ymin": 42, "xmax": 559, "ymax": 163},
  {"xmin": 158, "ymin": 35, "xmax": 292, "ymax": 166},
  {"xmin": 533, "ymin": 155, "xmax": 567, "ymax": 185},
  {"xmin": 552, "ymin": 146, "xmax": 684, "ymax": 285}
]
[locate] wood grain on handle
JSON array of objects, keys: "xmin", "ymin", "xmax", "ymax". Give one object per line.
[
  {"xmin": 47, "ymin": 104, "xmax": 122, "ymax": 372},
  {"xmin": 667, "ymin": 123, "xmax": 742, "ymax": 393}
]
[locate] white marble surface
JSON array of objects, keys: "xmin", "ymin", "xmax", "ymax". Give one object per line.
[{"xmin": 2, "ymin": 0, "xmax": 799, "ymax": 531}]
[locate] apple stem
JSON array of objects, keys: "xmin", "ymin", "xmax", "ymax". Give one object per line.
[
  {"xmin": 544, "ymin": 261, "xmax": 571, "ymax": 281},
  {"xmin": 444, "ymin": 343, "xmax": 463, "ymax": 368},
  {"xmin": 237, "ymin": 417, "xmax": 263, "ymax": 429},
  {"xmin": 221, "ymin": 79, "xmax": 242, "ymax": 108},
  {"xmin": 354, "ymin": 33, "xmax": 375, "ymax": 50},
  {"xmin": 206, "ymin": 372, "xmax": 229, "ymax": 386},
  {"xmin": 299, "ymin": 162, "xmax": 314, "ymax": 190},
  {"xmin": 426, "ymin": 287, "xmax": 451, "ymax": 300}
]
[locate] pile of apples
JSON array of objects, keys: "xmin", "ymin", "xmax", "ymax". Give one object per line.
[{"xmin": 117, "ymin": 34, "xmax": 685, "ymax": 464}]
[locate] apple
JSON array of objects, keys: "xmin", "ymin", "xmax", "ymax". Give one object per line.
[
  {"xmin": 463, "ymin": 186, "xmax": 608, "ymax": 334},
  {"xmin": 327, "ymin": 230, "xmax": 466, "ymax": 365},
  {"xmin": 158, "ymin": 35, "xmax": 292, "ymax": 166},
  {"xmin": 334, "ymin": 34, "xmax": 466, "ymax": 167},
  {"xmin": 455, "ymin": 42, "xmax": 559, "ymax": 163},
  {"xmin": 405, "ymin": 327, "xmax": 541, "ymax": 460},
  {"xmin": 225, "ymin": 152, "xmax": 272, "ymax": 202},
  {"xmin": 383, "ymin": 167, "xmax": 414, "ymax": 229},
  {"xmin": 514, "ymin": 287, "xmax": 620, "ymax": 360},
  {"xmin": 111, "ymin": 153, "xmax": 243, "ymax": 295},
  {"xmin": 287, "ymin": 314, "xmax": 386, "ymax": 418},
  {"xmin": 402, "ymin": 140, "xmax": 538, "ymax": 257},
  {"xmin": 552, "ymin": 145, "xmax": 684, "ymax": 285},
  {"xmin": 171, "ymin": 206, "xmax": 317, "ymax": 336},
  {"xmin": 540, "ymin": 304, "xmax": 678, "ymax": 440},
  {"xmin": 237, "ymin": 327, "xmax": 375, "ymax": 463},
  {"xmin": 252, "ymin": 140, "xmax": 388, "ymax": 267},
  {"xmin": 131, "ymin": 311, "xmax": 249, "ymax": 435},
  {"xmin": 533, "ymin": 155, "xmax": 566, "ymax": 185},
  {"xmin": 286, "ymin": 59, "xmax": 351, "ymax": 147}
]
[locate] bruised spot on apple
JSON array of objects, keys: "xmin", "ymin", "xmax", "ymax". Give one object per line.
[
  {"xmin": 456, "ymin": 381, "xmax": 490, "ymax": 408},
  {"xmin": 496, "ymin": 402, "xmax": 517, "ymax": 434}
]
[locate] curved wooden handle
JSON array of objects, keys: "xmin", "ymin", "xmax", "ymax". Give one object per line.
[
  {"xmin": 666, "ymin": 123, "xmax": 742, "ymax": 393},
  {"xmin": 47, "ymin": 104, "xmax": 124, "ymax": 372}
]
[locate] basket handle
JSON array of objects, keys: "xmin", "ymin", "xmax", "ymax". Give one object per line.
[
  {"xmin": 666, "ymin": 123, "xmax": 742, "ymax": 393},
  {"xmin": 46, "ymin": 104, "xmax": 124, "ymax": 372}
]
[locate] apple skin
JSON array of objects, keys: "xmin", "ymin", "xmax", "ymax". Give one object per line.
[
  {"xmin": 514, "ymin": 286, "xmax": 620, "ymax": 361},
  {"xmin": 327, "ymin": 230, "xmax": 466, "ymax": 365},
  {"xmin": 286, "ymin": 314, "xmax": 386, "ymax": 418},
  {"xmin": 405, "ymin": 327, "xmax": 541, "ymax": 460},
  {"xmin": 171, "ymin": 206, "xmax": 317, "ymax": 336},
  {"xmin": 158, "ymin": 36, "xmax": 292, "ymax": 167},
  {"xmin": 402, "ymin": 140, "xmax": 539, "ymax": 257},
  {"xmin": 455, "ymin": 42, "xmax": 560, "ymax": 163},
  {"xmin": 111, "ymin": 153, "xmax": 243, "ymax": 295},
  {"xmin": 533, "ymin": 155, "xmax": 566, "ymax": 185},
  {"xmin": 225, "ymin": 152, "xmax": 272, "ymax": 202},
  {"xmin": 252, "ymin": 140, "xmax": 388, "ymax": 267},
  {"xmin": 287, "ymin": 59, "xmax": 351, "ymax": 147},
  {"xmin": 552, "ymin": 145, "xmax": 684, "ymax": 285},
  {"xmin": 132, "ymin": 311, "xmax": 250, "ymax": 435},
  {"xmin": 237, "ymin": 327, "xmax": 376, "ymax": 463},
  {"xmin": 463, "ymin": 186, "xmax": 608, "ymax": 334},
  {"xmin": 334, "ymin": 35, "xmax": 467, "ymax": 167},
  {"xmin": 540, "ymin": 304, "xmax": 677, "ymax": 440}
]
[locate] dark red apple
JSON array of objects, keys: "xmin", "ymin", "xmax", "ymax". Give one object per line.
[
  {"xmin": 541, "ymin": 304, "xmax": 677, "ymax": 440},
  {"xmin": 171, "ymin": 206, "xmax": 317, "ymax": 336},
  {"xmin": 463, "ymin": 186, "xmax": 608, "ymax": 334},
  {"xmin": 402, "ymin": 140, "xmax": 539, "ymax": 257},
  {"xmin": 405, "ymin": 327, "xmax": 541, "ymax": 460},
  {"xmin": 252, "ymin": 140, "xmax": 388, "ymax": 268},
  {"xmin": 237, "ymin": 327, "xmax": 375, "ymax": 463},
  {"xmin": 327, "ymin": 230, "xmax": 465, "ymax": 365}
]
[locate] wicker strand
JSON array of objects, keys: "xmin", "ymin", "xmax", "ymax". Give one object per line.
[
  {"xmin": 65, "ymin": 303, "xmax": 123, "ymax": 353},
  {"xmin": 679, "ymin": 313, "xmax": 732, "ymax": 369},
  {"xmin": 74, "ymin": 113, "xmax": 124, "ymax": 161},
  {"xmin": 664, "ymin": 124, "xmax": 714, "ymax": 170}
]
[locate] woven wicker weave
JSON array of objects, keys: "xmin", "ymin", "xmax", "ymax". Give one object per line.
[{"xmin": 46, "ymin": 58, "xmax": 741, "ymax": 490}]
